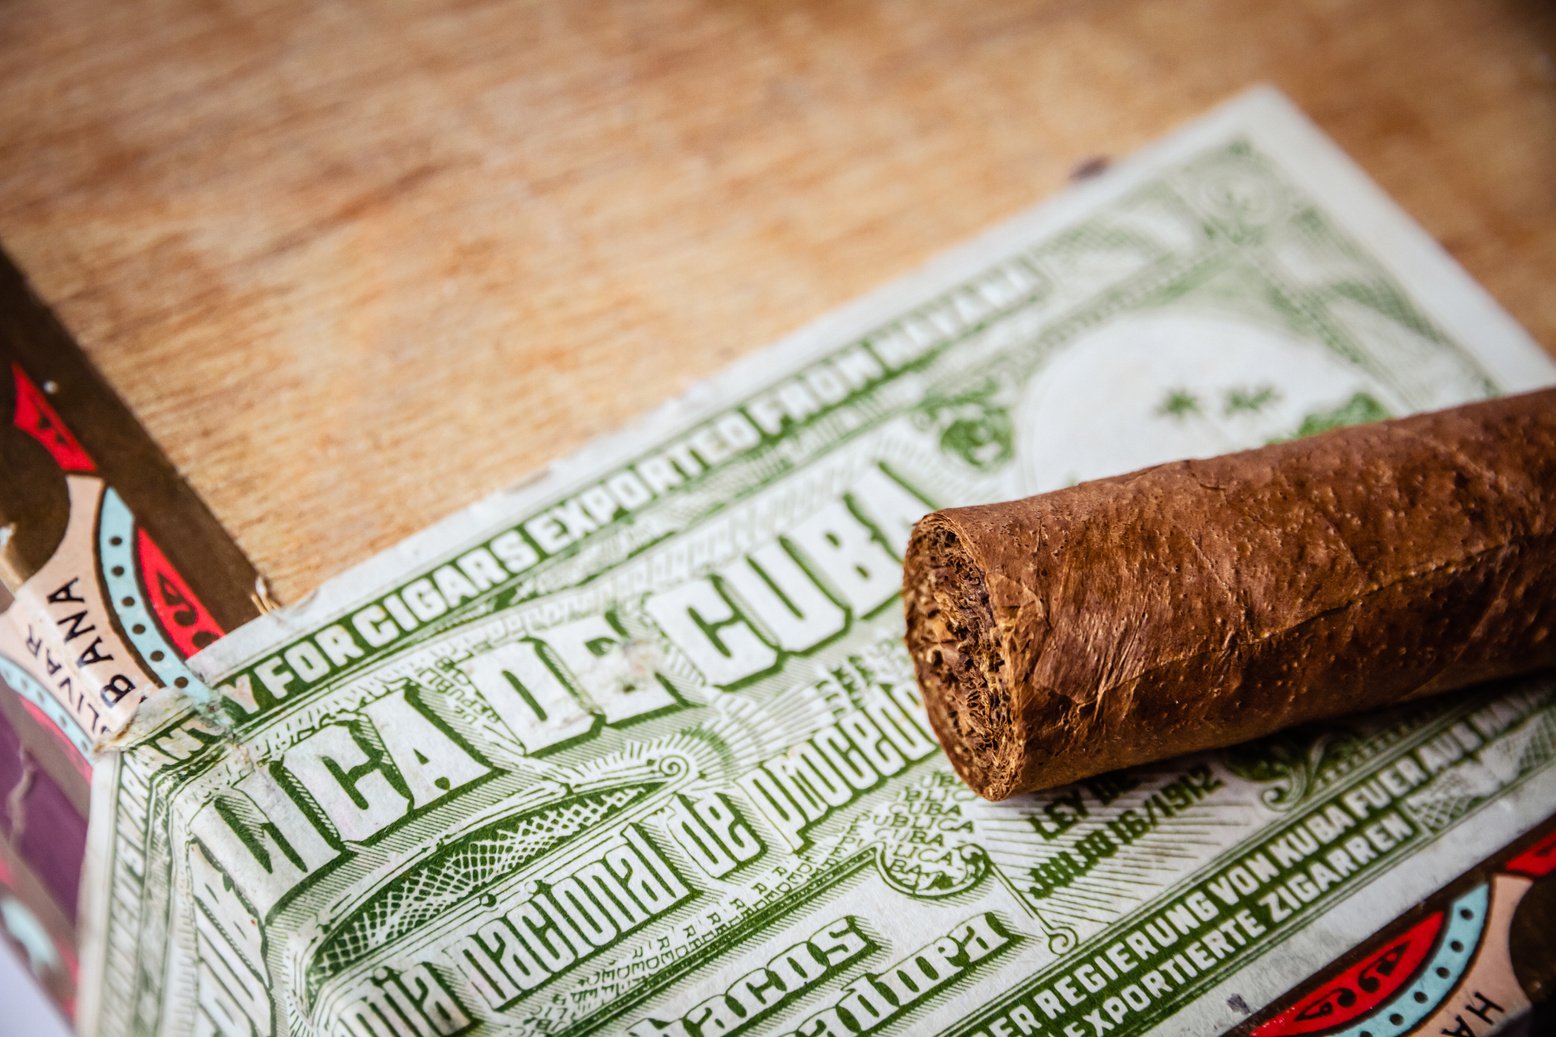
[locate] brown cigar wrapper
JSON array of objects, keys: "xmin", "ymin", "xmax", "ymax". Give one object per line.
[{"xmin": 902, "ymin": 387, "xmax": 1556, "ymax": 800}]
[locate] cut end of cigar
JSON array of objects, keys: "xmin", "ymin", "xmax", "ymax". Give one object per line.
[{"xmin": 903, "ymin": 514, "xmax": 1027, "ymax": 800}]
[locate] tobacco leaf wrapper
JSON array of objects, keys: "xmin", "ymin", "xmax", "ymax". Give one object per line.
[{"xmin": 903, "ymin": 387, "xmax": 1556, "ymax": 799}]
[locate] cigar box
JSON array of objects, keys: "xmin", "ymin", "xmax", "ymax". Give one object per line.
[{"xmin": 2, "ymin": 3, "xmax": 1555, "ymax": 1035}]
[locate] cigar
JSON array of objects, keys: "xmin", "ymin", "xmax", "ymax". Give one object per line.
[{"xmin": 902, "ymin": 387, "xmax": 1556, "ymax": 800}]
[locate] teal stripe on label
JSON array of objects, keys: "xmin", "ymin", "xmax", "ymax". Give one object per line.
[
  {"xmin": 0, "ymin": 655, "xmax": 92, "ymax": 758},
  {"xmin": 1329, "ymin": 883, "xmax": 1488, "ymax": 1037},
  {"xmin": 98, "ymin": 489, "xmax": 211, "ymax": 706}
]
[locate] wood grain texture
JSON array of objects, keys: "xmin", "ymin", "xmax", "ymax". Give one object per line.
[{"xmin": 0, "ymin": 0, "xmax": 1552, "ymax": 602}]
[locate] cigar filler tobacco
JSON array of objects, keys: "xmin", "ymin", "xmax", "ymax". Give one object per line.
[{"xmin": 902, "ymin": 387, "xmax": 1556, "ymax": 800}]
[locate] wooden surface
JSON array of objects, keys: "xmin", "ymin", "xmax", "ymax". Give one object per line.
[{"xmin": 1, "ymin": 0, "xmax": 1553, "ymax": 603}]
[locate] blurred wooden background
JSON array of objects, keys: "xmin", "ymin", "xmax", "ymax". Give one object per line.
[{"xmin": 1, "ymin": 0, "xmax": 1553, "ymax": 602}]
